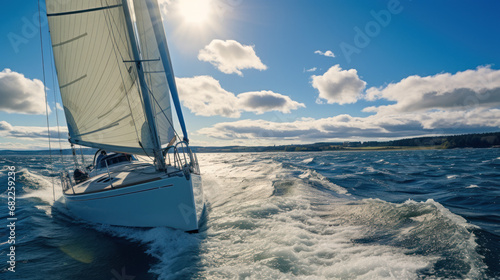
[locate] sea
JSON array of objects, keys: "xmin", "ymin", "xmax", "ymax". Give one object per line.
[{"xmin": 0, "ymin": 148, "xmax": 499, "ymax": 280}]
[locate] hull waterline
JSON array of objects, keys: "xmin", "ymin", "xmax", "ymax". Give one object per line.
[{"xmin": 63, "ymin": 174, "xmax": 204, "ymax": 232}]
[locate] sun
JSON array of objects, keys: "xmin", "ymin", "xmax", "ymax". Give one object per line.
[{"xmin": 178, "ymin": 0, "xmax": 211, "ymax": 24}]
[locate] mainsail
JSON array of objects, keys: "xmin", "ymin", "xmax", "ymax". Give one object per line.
[{"xmin": 46, "ymin": 0, "xmax": 175, "ymax": 156}]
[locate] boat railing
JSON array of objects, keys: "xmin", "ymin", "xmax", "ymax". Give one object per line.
[
  {"xmin": 164, "ymin": 141, "xmax": 200, "ymax": 175},
  {"xmin": 60, "ymin": 170, "xmax": 76, "ymax": 194}
]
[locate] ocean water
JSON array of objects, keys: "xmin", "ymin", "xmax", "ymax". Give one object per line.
[{"xmin": 0, "ymin": 148, "xmax": 499, "ymax": 279}]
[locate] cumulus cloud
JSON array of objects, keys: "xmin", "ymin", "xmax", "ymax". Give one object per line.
[
  {"xmin": 176, "ymin": 76, "xmax": 305, "ymax": 117},
  {"xmin": 237, "ymin": 91, "xmax": 305, "ymax": 114},
  {"xmin": 198, "ymin": 66, "xmax": 500, "ymax": 145},
  {"xmin": 314, "ymin": 50, "xmax": 335, "ymax": 58},
  {"xmin": 364, "ymin": 66, "xmax": 500, "ymax": 114},
  {"xmin": 0, "ymin": 142, "xmax": 62, "ymax": 151},
  {"xmin": 0, "ymin": 121, "xmax": 68, "ymax": 140},
  {"xmin": 0, "ymin": 121, "xmax": 14, "ymax": 131},
  {"xmin": 198, "ymin": 108, "xmax": 500, "ymax": 142},
  {"xmin": 176, "ymin": 76, "xmax": 240, "ymax": 117},
  {"xmin": 198, "ymin": 115, "xmax": 398, "ymax": 141},
  {"xmin": 0, "ymin": 69, "xmax": 49, "ymax": 115},
  {"xmin": 198, "ymin": 39, "xmax": 267, "ymax": 76},
  {"xmin": 312, "ymin": 65, "xmax": 366, "ymax": 105}
]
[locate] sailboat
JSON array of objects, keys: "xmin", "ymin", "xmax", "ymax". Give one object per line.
[{"xmin": 45, "ymin": 0, "xmax": 204, "ymax": 232}]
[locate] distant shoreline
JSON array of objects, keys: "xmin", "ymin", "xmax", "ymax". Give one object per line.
[
  {"xmin": 192, "ymin": 132, "xmax": 500, "ymax": 153},
  {"xmin": 1, "ymin": 132, "xmax": 499, "ymax": 155}
]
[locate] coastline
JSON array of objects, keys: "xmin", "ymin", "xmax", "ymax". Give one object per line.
[{"xmin": 1, "ymin": 132, "xmax": 499, "ymax": 155}]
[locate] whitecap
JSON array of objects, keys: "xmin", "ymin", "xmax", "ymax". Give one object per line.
[
  {"xmin": 18, "ymin": 168, "xmax": 64, "ymax": 206},
  {"xmin": 300, "ymin": 157, "xmax": 314, "ymax": 164},
  {"xmin": 365, "ymin": 166, "xmax": 376, "ymax": 173},
  {"xmin": 299, "ymin": 169, "xmax": 349, "ymax": 195}
]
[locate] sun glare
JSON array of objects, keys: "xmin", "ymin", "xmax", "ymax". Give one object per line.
[{"xmin": 179, "ymin": 0, "xmax": 211, "ymax": 24}]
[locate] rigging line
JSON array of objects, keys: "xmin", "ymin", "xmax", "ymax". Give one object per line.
[
  {"xmin": 101, "ymin": 0, "xmax": 144, "ymax": 155},
  {"xmin": 104, "ymin": 0, "xmax": 127, "ymax": 61},
  {"xmin": 79, "ymin": 145, "xmax": 86, "ymax": 167},
  {"xmin": 146, "ymin": 84, "xmax": 181, "ymax": 143},
  {"xmin": 140, "ymin": 12, "xmax": 165, "ymax": 145},
  {"xmin": 121, "ymin": 0, "xmax": 158, "ymax": 162},
  {"xmin": 135, "ymin": 0, "xmax": 178, "ymax": 146},
  {"xmin": 39, "ymin": 0, "xmax": 55, "ymax": 202},
  {"xmin": 138, "ymin": 141, "xmax": 153, "ymax": 159},
  {"xmin": 102, "ymin": 0, "xmax": 141, "ymax": 126},
  {"xmin": 48, "ymin": 29, "xmax": 64, "ymax": 165}
]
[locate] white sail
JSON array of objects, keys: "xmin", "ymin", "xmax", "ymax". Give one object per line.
[
  {"xmin": 46, "ymin": 0, "xmax": 157, "ymax": 155},
  {"xmin": 133, "ymin": 0, "xmax": 176, "ymax": 147}
]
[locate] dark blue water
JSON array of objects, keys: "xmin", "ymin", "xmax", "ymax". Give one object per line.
[{"xmin": 0, "ymin": 148, "xmax": 499, "ymax": 279}]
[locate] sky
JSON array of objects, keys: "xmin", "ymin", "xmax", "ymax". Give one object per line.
[{"xmin": 1, "ymin": 0, "xmax": 500, "ymax": 150}]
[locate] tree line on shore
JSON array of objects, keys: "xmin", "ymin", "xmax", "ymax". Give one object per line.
[
  {"xmin": 1, "ymin": 132, "xmax": 499, "ymax": 154},
  {"xmin": 192, "ymin": 131, "xmax": 500, "ymax": 152}
]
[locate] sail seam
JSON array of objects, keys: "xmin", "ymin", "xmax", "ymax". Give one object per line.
[
  {"xmin": 52, "ymin": 32, "xmax": 88, "ymax": 47},
  {"xmin": 123, "ymin": 58, "xmax": 160, "ymax": 63},
  {"xmin": 60, "ymin": 74, "xmax": 87, "ymax": 89},
  {"xmin": 47, "ymin": 4, "xmax": 122, "ymax": 17}
]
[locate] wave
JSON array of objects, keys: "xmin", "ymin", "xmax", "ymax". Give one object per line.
[
  {"xmin": 16, "ymin": 168, "xmax": 64, "ymax": 206},
  {"xmin": 300, "ymin": 157, "xmax": 315, "ymax": 164},
  {"xmin": 93, "ymin": 153, "xmax": 482, "ymax": 280},
  {"xmin": 311, "ymin": 199, "xmax": 486, "ymax": 279},
  {"xmin": 5, "ymin": 152, "xmax": 494, "ymax": 279}
]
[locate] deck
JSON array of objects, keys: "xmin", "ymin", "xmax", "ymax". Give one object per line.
[{"xmin": 64, "ymin": 162, "xmax": 182, "ymax": 195}]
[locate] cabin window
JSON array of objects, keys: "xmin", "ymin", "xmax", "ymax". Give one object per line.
[{"xmin": 98, "ymin": 154, "xmax": 135, "ymax": 169}]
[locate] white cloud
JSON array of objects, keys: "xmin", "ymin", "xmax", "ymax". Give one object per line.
[
  {"xmin": 237, "ymin": 91, "xmax": 305, "ymax": 114},
  {"xmin": 315, "ymin": 50, "xmax": 335, "ymax": 58},
  {"xmin": 304, "ymin": 67, "xmax": 317, "ymax": 73},
  {"xmin": 198, "ymin": 39, "xmax": 267, "ymax": 76},
  {"xmin": 312, "ymin": 65, "xmax": 366, "ymax": 105},
  {"xmin": 176, "ymin": 76, "xmax": 304, "ymax": 118},
  {"xmin": 0, "ymin": 142, "xmax": 57, "ymax": 151},
  {"xmin": 56, "ymin": 102, "xmax": 63, "ymax": 111},
  {"xmin": 198, "ymin": 66, "xmax": 500, "ymax": 144},
  {"xmin": 0, "ymin": 121, "xmax": 68, "ymax": 140},
  {"xmin": 176, "ymin": 76, "xmax": 240, "ymax": 117},
  {"xmin": 198, "ymin": 108, "xmax": 500, "ymax": 143},
  {"xmin": 0, "ymin": 69, "xmax": 49, "ymax": 115},
  {"xmin": 0, "ymin": 121, "xmax": 14, "ymax": 131},
  {"xmin": 364, "ymin": 66, "xmax": 500, "ymax": 114}
]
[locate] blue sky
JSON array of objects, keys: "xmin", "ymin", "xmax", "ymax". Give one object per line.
[{"xmin": 1, "ymin": 0, "xmax": 500, "ymax": 149}]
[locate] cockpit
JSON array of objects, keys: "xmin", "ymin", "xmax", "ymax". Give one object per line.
[{"xmin": 93, "ymin": 150, "xmax": 137, "ymax": 170}]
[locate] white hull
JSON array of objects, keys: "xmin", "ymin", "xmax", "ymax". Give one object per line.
[{"xmin": 63, "ymin": 172, "xmax": 204, "ymax": 232}]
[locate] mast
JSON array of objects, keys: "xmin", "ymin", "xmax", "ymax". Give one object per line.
[
  {"xmin": 144, "ymin": 0, "xmax": 189, "ymax": 143},
  {"xmin": 122, "ymin": 0, "xmax": 166, "ymax": 170}
]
